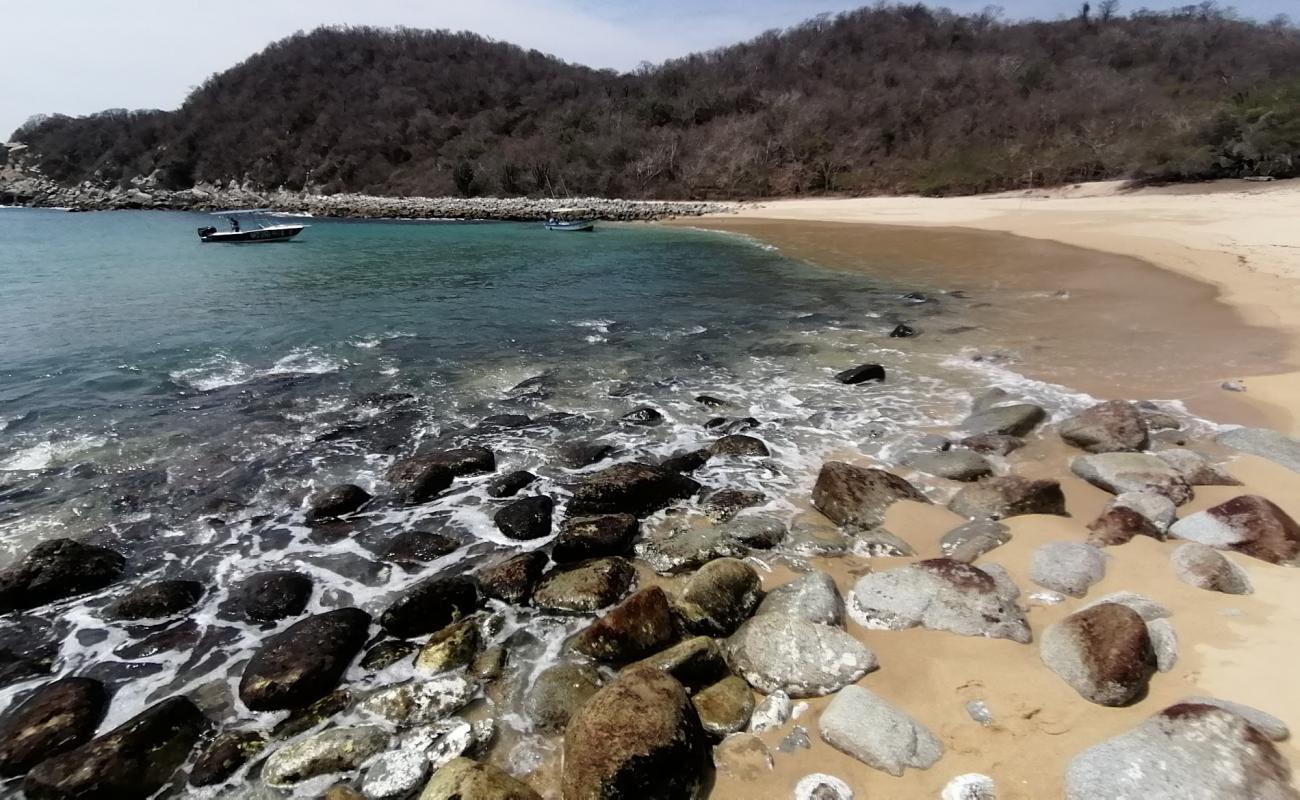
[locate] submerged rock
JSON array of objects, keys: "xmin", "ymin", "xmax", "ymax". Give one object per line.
[
  {"xmin": 557, "ymin": 441, "xmax": 615, "ymax": 469},
  {"xmin": 811, "ymin": 462, "xmax": 927, "ymax": 529},
  {"xmin": 0, "ymin": 539, "xmax": 125, "ymax": 613},
  {"xmin": 756, "ymin": 571, "xmax": 843, "ymax": 627},
  {"xmin": 306, "ymin": 483, "xmax": 371, "ymax": 520},
  {"xmin": 1040, "ymin": 602, "xmax": 1156, "ymax": 706},
  {"xmin": 261, "ymin": 725, "xmax": 388, "ymax": 787},
  {"xmin": 416, "ymin": 447, "xmax": 496, "ymax": 477},
  {"xmin": 571, "ymin": 586, "xmax": 676, "ymax": 662},
  {"xmin": 960, "ymin": 433, "xmax": 1025, "ymax": 456},
  {"xmin": 702, "ymin": 489, "xmax": 766, "ymax": 522},
  {"xmin": 526, "ymin": 663, "xmax": 604, "ymax": 733},
  {"xmin": 1169, "ymin": 495, "xmax": 1300, "ymax": 565},
  {"xmin": 562, "ymin": 665, "xmax": 711, "ymax": 800},
  {"xmin": 357, "ymin": 675, "xmax": 476, "ymax": 727},
  {"xmin": 947, "ymin": 476, "xmax": 1066, "ymax": 520},
  {"xmin": 727, "ymin": 613, "xmax": 877, "ymax": 697},
  {"xmin": 420, "ymin": 757, "xmax": 542, "ymax": 800},
  {"xmin": 634, "ymin": 524, "xmax": 744, "ymax": 575},
  {"xmin": 23, "ymin": 696, "xmax": 205, "ymax": 799},
  {"xmin": 493, "ymin": 495, "xmax": 554, "ymax": 540},
  {"xmin": 1170, "ymin": 543, "xmax": 1253, "ymax": 594},
  {"xmin": 834, "ymin": 364, "xmax": 885, "ymax": 384},
  {"xmin": 1058, "ymin": 400, "xmax": 1149, "ymax": 453},
  {"xmin": 567, "ymin": 463, "xmax": 700, "ymax": 518},
  {"xmin": 552, "ymin": 514, "xmax": 638, "ymax": 562},
  {"xmin": 0, "ymin": 677, "xmax": 108, "ymax": 777},
  {"xmin": 532, "ymin": 557, "xmax": 635, "ymax": 613},
  {"xmin": 380, "ymin": 576, "xmax": 479, "ymax": 638},
  {"xmin": 386, "ymin": 456, "xmax": 454, "ymax": 505},
  {"xmin": 110, "ymin": 579, "xmax": 203, "ymax": 620},
  {"xmin": 477, "ymin": 552, "xmax": 547, "ymax": 605},
  {"xmin": 709, "ymin": 434, "xmax": 770, "ymax": 457},
  {"xmin": 819, "ymin": 685, "xmax": 942, "ymax": 776},
  {"xmin": 1065, "ymin": 703, "xmax": 1299, "ymax": 799},
  {"xmin": 238, "ymin": 570, "xmax": 313, "ymax": 623},
  {"xmin": 1030, "ymin": 542, "xmax": 1106, "ymax": 597},
  {"xmin": 239, "ymin": 608, "xmax": 371, "ymax": 711},
  {"xmin": 848, "ymin": 558, "xmax": 1030, "ymax": 643},
  {"xmin": 415, "ymin": 618, "xmax": 481, "ymax": 673},
  {"xmin": 384, "ymin": 531, "xmax": 459, "ymax": 564},
  {"xmin": 622, "ymin": 406, "xmax": 664, "ymax": 426}
]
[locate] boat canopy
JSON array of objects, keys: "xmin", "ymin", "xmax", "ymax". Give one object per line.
[{"xmin": 548, "ymin": 207, "xmax": 595, "ymax": 220}]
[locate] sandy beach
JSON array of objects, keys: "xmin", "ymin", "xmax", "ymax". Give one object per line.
[{"xmin": 682, "ymin": 179, "xmax": 1300, "ymax": 799}]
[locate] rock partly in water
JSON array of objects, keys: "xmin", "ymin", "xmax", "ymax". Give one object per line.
[
  {"xmin": 552, "ymin": 514, "xmax": 638, "ymax": 563},
  {"xmin": 756, "ymin": 571, "xmax": 843, "ymax": 627},
  {"xmin": 261, "ymin": 725, "xmax": 388, "ymax": 787},
  {"xmin": 239, "ymin": 608, "xmax": 372, "ymax": 711},
  {"xmin": 525, "ymin": 664, "xmax": 604, "ymax": 734},
  {"xmin": 718, "ymin": 515, "xmax": 787, "ymax": 549},
  {"xmin": 849, "ymin": 558, "xmax": 1031, "ymax": 643},
  {"xmin": 905, "ymin": 450, "xmax": 993, "ymax": 482},
  {"xmin": 386, "ymin": 456, "xmax": 454, "ymax": 505},
  {"xmin": 818, "ymin": 685, "xmax": 943, "ymax": 777},
  {"xmin": 419, "ymin": 757, "xmax": 542, "ymax": 800},
  {"xmin": 0, "ymin": 539, "xmax": 125, "ymax": 614},
  {"xmin": 493, "ymin": 495, "xmax": 554, "ymax": 541},
  {"xmin": 961, "ymin": 433, "xmax": 1025, "ymax": 456},
  {"xmin": 702, "ymin": 489, "xmax": 766, "ymax": 522},
  {"xmin": 1169, "ymin": 495, "xmax": 1300, "ymax": 565},
  {"xmin": 486, "ymin": 470, "xmax": 538, "ymax": 499},
  {"xmin": 1065, "ymin": 702, "xmax": 1300, "ymax": 800},
  {"xmin": 709, "ymin": 435, "xmax": 771, "ymax": 458},
  {"xmin": 748, "ymin": 690, "xmax": 793, "ymax": 734},
  {"xmin": 416, "ymin": 447, "xmax": 496, "ymax": 477},
  {"xmin": 238, "ymin": 570, "xmax": 313, "ymax": 623},
  {"xmin": 477, "ymin": 552, "xmax": 547, "ymax": 605},
  {"xmin": 380, "ymin": 576, "xmax": 479, "ymax": 638},
  {"xmin": 567, "ymin": 463, "xmax": 700, "ymax": 518},
  {"xmin": 835, "ymin": 364, "xmax": 885, "ymax": 384},
  {"xmin": 1170, "ymin": 543, "xmax": 1254, "ymax": 594},
  {"xmin": 634, "ymin": 524, "xmax": 745, "ymax": 575},
  {"xmin": 188, "ymin": 729, "xmax": 266, "ymax": 787},
  {"xmin": 726, "ymin": 613, "xmax": 877, "ymax": 697},
  {"xmin": 571, "ymin": 586, "xmax": 676, "ymax": 662},
  {"xmin": 947, "ymin": 476, "xmax": 1066, "ymax": 520},
  {"xmin": 0, "ymin": 677, "xmax": 108, "ymax": 777},
  {"xmin": 849, "ymin": 527, "xmax": 916, "ymax": 557},
  {"xmin": 811, "ymin": 462, "xmax": 928, "ymax": 529},
  {"xmin": 693, "ymin": 676, "xmax": 755, "ymax": 738},
  {"xmin": 1071, "ymin": 452, "xmax": 1192, "ymax": 505},
  {"xmin": 676, "ymin": 558, "xmax": 763, "ymax": 637},
  {"xmin": 22, "ymin": 696, "xmax": 205, "ymax": 799},
  {"xmin": 1040, "ymin": 602, "xmax": 1157, "ymax": 706},
  {"xmin": 306, "ymin": 483, "xmax": 371, "ymax": 521},
  {"xmin": 357, "ymin": 675, "xmax": 477, "ymax": 727},
  {"xmin": 532, "ymin": 557, "xmax": 635, "ymax": 613},
  {"xmin": 1029, "ymin": 542, "xmax": 1107, "ymax": 597},
  {"xmin": 558, "ymin": 441, "xmax": 615, "ymax": 469},
  {"xmin": 385, "ymin": 531, "xmax": 460, "ymax": 565},
  {"xmin": 110, "ymin": 579, "xmax": 203, "ymax": 620},
  {"xmin": 961, "ymin": 403, "xmax": 1047, "ymax": 437},
  {"xmin": 1058, "ymin": 400, "xmax": 1149, "ymax": 453},
  {"xmin": 414, "ymin": 618, "xmax": 482, "ymax": 673}
]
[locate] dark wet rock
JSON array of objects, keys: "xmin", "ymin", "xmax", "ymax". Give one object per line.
[
  {"xmin": 889, "ymin": 323, "xmax": 916, "ymax": 338},
  {"xmin": 1040, "ymin": 602, "xmax": 1156, "ymax": 706},
  {"xmin": 677, "ymin": 558, "xmax": 763, "ymax": 637},
  {"xmin": 270, "ymin": 689, "xmax": 353, "ymax": 739},
  {"xmin": 835, "ymin": 364, "xmax": 886, "ymax": 384},
  {"xmin": 261, "ymin": 725, "xmax": 388, "ymax": 787},
  {"xmin": 695, "ymin": 395, "xmax": 730, "ymax": 408},
  {"xmin": 961, "ymin": 404, "xmax": 1046, "ymax": 437},
  {"xmin": 360, "ymin": 640, "xmax": 418, "ymax": 671},
  {"xmin": 22, "ymin": 696, "xmax": 205, "ymax": 799},
  {"xmin": 1216, "ymin": 427, "xmax": 1300, "ymax": 473},
  {"xmin": 1071, "ymin": 452, "xmax": 1192, "ymax": 504},
  {"xmin": 622, "ymin": 407, "xmax": 664, "ymax": 426},
  {"xmin": 557, "ymin": 441, "xmax": 615, "ymax": 469},
  {"xmin": 486, "ymin": 470, "xmax": 537, "ymax": 499},
  {"xmin": 1156, "ymin": 448, "xmax": 1241, "ymax": 486},
  {"xmin": 905, "ymin": 449, "xmax": 993, "ymax": 482},
  {"xmin": 709, "ymin": 434, "xmax": 770, "ymax": 457},
  {"xmin": 756, "ymin": 571, "xmax": 843, "ymax": 626},
  {"xmin": 718, "ymin": 515, "xmax": 787, "ymax": 549},
  {"xmin": 553, "ymin": 514, "xmax": 638, "ymax": 563},
  {"xmin": 727, "ymin": 613, "xmax": 876, "ymax": 697},
  {"xmin": 477, "ymin": 552, "xmax": 547, "ymax": 605},
  {"xmin": 415, "ymin": 446, "xmax": 496, "ymax": 477},
  {"xmin": 415, "ymin": 617, "xmax": 481, "ymax": 673},
  {"xmin": 1058, "ymin": 400, "xmax": 1149, "ymax": 453},
  {"xmin": 1030, "ymin": 542, "xmax": 1106, "ymax": 597},
  {"xmin": 188, "ymin": 729, "xmax": 265, "ymax": 787},
  {"xmin": 960, "ymin": 433, "xmax": 1025, "ymax": 456},
  {"xmin": 533, "ymin": 557, "xmax": 636, "ymax": 613},
  {"xmin": 0, "ymin": 645, "xmax": 54, "ymax": 692},
  {"xmin": 818, "ymin": 685, "xmax": 943, "ymax": 776},
  {"xmin": 0, "ymin": 539, "xmax": 125, "ymax": 614},
  {"xmin": 110, "ymin": 579, "xmax": 203, "ymax": 620},
  {"xmin": 635, "ymin": 525, "xmax": 744, "ymax": 575},
  {"xmin": 562, "ymin": 665, "xmax": 711, "ymax": 800},
  {"xmin": 526, "ymin": 664, "xmax": 605, "ymax": 733},
  {"xmin": 479, "ymin": 413, "xmax": 532, "ymax": 431},
  {"xmin": 306, "ymin": 483, "xmax": 371, "ymax": 521},
  {"xmin": 384, "ymin": 531, "xmax": 459, "ymax": 564},
  {"xmin": 849, "ymin": 558, "xmax": 1030, "ymax": 643},
  {"xmin": 471, "ymin": 646, "xmax": 506, "ymax": 681},
  {"xmin": 386, "ymin": 456, "xmax": 454, "ymax": 505},
  {"xmin": 947, "ymin": 475, "xmax": 1066, "ymax": 520},
  {"xmin": 239, "ymin": 608, "xmax": 371, "ymax": 711},
  {"xmin": 1170, "ymin": 495, "xmax": 1300, "ymax": 565},
  {"xmin": 1087, "ymin": 506, "xmax": 1166, "ymax": 547},
  {"xmin": 572, "ymin": 586, "xmax": 675, "ymax": 662},
  {"xmin": 0, "ymin": 677, "xmax": 108, "ymax": 777},
  {"xmin": 811, "ymin": 462, "xmax": 927, "ymax": 529},
  {"xmin": 568, "ymin": 463, "xmax": 700, "ymax": 518},
  {"xmin": 704, "ymin": 417, "xmax": 759, "ymax": 435},
  {"xmin": 629, "ymin": 636, "xmax": 727, "ymax": 690},
  {"xmin": 421, "ymin": 757, "xmax": 542, "ymax": 800},
  {"xmin": 238, "ymin": 570, "xmax": 312, "ymax": 624},
  {"xmin": 702, "ymin": 489, "xmax": 766, "ymax": 522},
  {"xmin": 660, "ymin": 449, "xmax": 712, "ymax": 474},
  {"xmin": 692, "ymin": 676, "xmax": 754, "ymax": 738},
  {"xmin": 508, "ymin": 374, "xmax": 552, "ymax": 401},
  {"xmin": 494, "ymin": 495, "xmax": 555, "ymax": 541},
  {"xmin": 940, "ymin": 519, "xmax": 1011, "ymax": 561},
  {"xmin": 1170, "ymin": 543, "xmax": 1254, "ymax": 594},
  {"xmin": 1065, "ymin": 702, "xmax": 1299, "ymax": 799},
  {"xmin": 380, "ymin": 576, "xmax": 478, "ymax": 638}
]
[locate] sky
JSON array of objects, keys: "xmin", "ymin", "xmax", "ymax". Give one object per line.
[{"xmin": 3, "ymin": 0, "xmax": 1293, "ymax": 140}]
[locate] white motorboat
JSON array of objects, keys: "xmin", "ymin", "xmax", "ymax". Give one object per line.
[
  {"xmin": 197, "ymin": 209, "xmax": 307, "ymax": 243},
  {"xmin": 544, "ymin": 208, "xmax": 595, "ymax": 232}
]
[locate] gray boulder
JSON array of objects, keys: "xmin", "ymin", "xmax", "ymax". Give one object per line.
[
  {"xmin": 961, "ymin": 404, "xmax": 1046, "ymax": 437},
  {"xmin": 1169, "ymin": 495, "xmax": 1300, "ymax": 565},
  {"xmin": 947, "ymin": 476, "xmax": 1066, "ymax": 520},
  {"xmin": 961, "ymin": 433, "xmax": 1025, "ymax": 456},
  {"xmin": 419, "ymin": 757, "xmax": 542, "ymax": 800},
  {"xmin": 357, "ymin": 675, "xmax": 477, "ymax": 727},
  {"xmin": 942, "ymin": 774, "xmax": 998, "ymax": 800},
  {"xmin": 849, "ymin": 559, "xmax": 1030, "ymax": 643},
  {"xmin": 702, "ymin": 489, "xmax": 766, "ymax": 522},
  {"xmin": 717, "ymin": 514, "xmax": 787, "ymax": 549},
  {"xmin": 1040, "ymin": 602, "xmax": 1156, "ymax": 706},
  {"xmin": 1148, "ymin": 618, "xmax": 1179, "ymax": 673},
  {"xmin": 1029, "ymin": 542, "xmax": 1106, "ymax": 597},
  {"xmin": 1216, "ymin": 426, "xmax": 1300, "ymax": 473},
  {"xmin": 726, "ymin": 613, "xmax": 877, "ymax": 697},
  {"xmin": 1065, "ymin": 703, "xmax": 1299, "ymax": 800},
  {"xmin": 262, "ymin": 726, "xmax": 388, "ymax": 786},
  {"xmin": 940, "ymin": 520, "xmax": 1010, "ymax": 561},
  {"xmin": 532, "ymin": 557, "xmax": 636, "ymax": 613},
  {"xmin": 1071, "ymin": 453, "xmax": 1192, "ymax": 505},
  {"xmin": 634, "ymin": 525, "xmax": 745, "ymax": 575},
  {"xmin": 1178, "ymin": 696, "xmax": 1289, "ymax": 741},
  {"xmin": 849, "ymin": 527, "xmax": 916, "ymax": 557},
  {"xmin": 525, "ymin": 664, "xmax": 604, "ymax": 733},
  {"xmin": 755, "ymin": 572, "xmax": 843, "ymax": 626},
  {"xmin": 1058, "ymin": 400, "xmax": 1149, "ymax": 453},
  {"xmin": 1156, "ymin": 448, "xmax": 1241, "ymax": 486},
  {"xmin": 748, "ymin": 690, "xmax": 793, "ymax": 733},
  {"xmin": 818, "ymin": 685, "xmax": 943, "ymax": 776},
  {"xmin": 1170, "ymin": 543, "xmax": 1254, "ymax": 594},
  {"xmin": 811, "ymin": 462, "xmax": 927, "ymax": 529},
  {"xmin": 1111, "ymin": 491, "xmax": 1177, "ymax": 531},
  {"xmin": 905, "ymin": 450, "xmax": 993, "ymax": 482}
]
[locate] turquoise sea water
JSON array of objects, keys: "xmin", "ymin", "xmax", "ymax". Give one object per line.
[{"xmin": 0, "ymin": 208, "xmax": 1095, "ymax": 795}]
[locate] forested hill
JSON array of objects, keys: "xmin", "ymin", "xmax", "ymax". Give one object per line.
[{"xmin": 9, "ymin": 4, "xmax": 1300, "ymax": 198}]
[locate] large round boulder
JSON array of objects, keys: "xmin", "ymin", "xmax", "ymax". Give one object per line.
[
  {"xmin": 0, "ymin": 677, "xmax": 108, "ymax": 776},
  {"xmin": 1169, "ymin": 495, "xmax": 1300, "ymax": 565},
  {"xmin": 947, "ymin": 476, "xmax": 1066, "ymax": 520},
  {"xmin": 676, "ymin": 558, "xmax": 763, "ymax": 636},
  {"xmin": 239, "ymin": 608, "xmax": 371, "ymax": 711},
  {"xmin": 567, "ymin": 463, "xmax": 700, "ymax": 518},
  {"xmin": 1040, "ymin": 602, "xmax": 1156, "ymax": 706},
  {"xmin": 1057, "ymin": 400, "xmax": 1149, "ymax": 453},
  {"xmin": 238, "ymin": 570, "xmax": 313, "ymax": 623},
  {"xmin": 420, "ymin": 757, "xmax": 542, "ymax": 800},
  {"xmin": 848, "ymin": 558, "xmax": 1030, "ymax": 643},
  {"xmin": 380, "ymin": 576, "xmax": 479, "ymax": 638},
  {"xmin": 811, "ymin": 462, "xmax": 927, "ymax": 529},
  {"xmin": 110, "ymin": 579, "xmax": 203, "ymax": 620},
  {"xmin": 571, "ymin": 586, "xmax": 676, "ymax": 662},
  {"xmin": 493, "ymin": 495, "xmax": 554, "ymax": 541},
  {"xmin": 727, "ymin": 613, "xmax": 877, "ymax": 697},
  {"xmin": 0, "ymin": 539, "xmax": 125, "ymax": 614}
]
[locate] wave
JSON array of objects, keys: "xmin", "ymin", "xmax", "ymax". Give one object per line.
[
  {"xmin": 0, "ymin": 434, "xmax": 107, "ymax": 471},
  {"xmin": 169, "ymin": 347, "xmax": 343, "ymax": 391}
]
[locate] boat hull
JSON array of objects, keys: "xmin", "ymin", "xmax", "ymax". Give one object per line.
[
  {"xmin": 544, "ymin": 220, "xmax": 594, "ymax": 232},
  {"xmin": 198, "ymin": 224, "xmax": 305, "ymax": 243}
]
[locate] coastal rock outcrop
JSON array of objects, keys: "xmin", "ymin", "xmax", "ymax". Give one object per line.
[
  {"xmin": 819, "ymin": 685, "xmax": 943, "ymax": 776},
  {"xmin": 1169, "ymin": 495, "xmax": 1300, "ymax": 565},
  {"xmin": 552, "ymin": 514, "xmax": 638, "ymax": 562},
  {"xmin": 239, "ymin": 570, "xmax": 313, "ymax": 623},
  {"xmin": 1040, "ymin": 602, "xmax": 1156, "ymax": 706},
  {"xmin": 811, "ymin": 462, "xmax": 928, "ymax": 528},
  {"xmin": 110, "ymin": 579, "xmax": 203, "ymax": 620},
  {"xmin": 532, "ymin": 557, "xmax": 635, "ymax": 613},
  {"xmin": 1057, "ymin": 400, "xmax": 1149, "ymax": 453},
  {"xmin": 947, "ymin": 476, "xmax": 1066, "ymax": 520},
  {"xmin": 239, "ymin": 608, "xmax": 371, "ymax": 711},
  {"xmin": 493, "ymin": 495, "xmax": 554, "ymax": 540},
  {"xmin": 306, "ymin": 483, "xmax": 371, "ymax": 520},
  {"xmin": 849, "ymin": 558, "xmax": 1030, "ymax": 642},
  {"xmin": 477, "ymin": 551, "xmax": 547, "ymax": 604}
]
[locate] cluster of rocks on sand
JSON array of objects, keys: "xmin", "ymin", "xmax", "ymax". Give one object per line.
[{"xmin": 1, "ymin": 358, "xmax": 1299, "ymax": 799}]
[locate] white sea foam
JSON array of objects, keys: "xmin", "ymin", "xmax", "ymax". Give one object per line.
[{"xmin": 0, "ymin": 434, "xmax": 108, "ymax": 471}]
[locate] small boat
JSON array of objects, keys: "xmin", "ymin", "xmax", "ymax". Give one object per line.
[
  {"xmin": 197, "ymin": 209, "xmax": 307, "ymax": 243},
  {"xmin": 544, "ymin": 208, "xmax": 595, "ymax": 232}
]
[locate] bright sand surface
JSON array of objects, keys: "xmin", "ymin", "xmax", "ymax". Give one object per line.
[{"xmin": 670, "ymin": 180, "xmax": 1300, "ymax": 799}]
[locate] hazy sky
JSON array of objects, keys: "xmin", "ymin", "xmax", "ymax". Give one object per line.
[{"xmin": 3, "ymin": 0, "xmax": 1293, "ymax": 139}]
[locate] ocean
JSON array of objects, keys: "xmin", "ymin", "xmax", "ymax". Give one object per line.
[{"xmin": 0, "ymin": 208, "xmax": 1111, "ymax": 794}]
